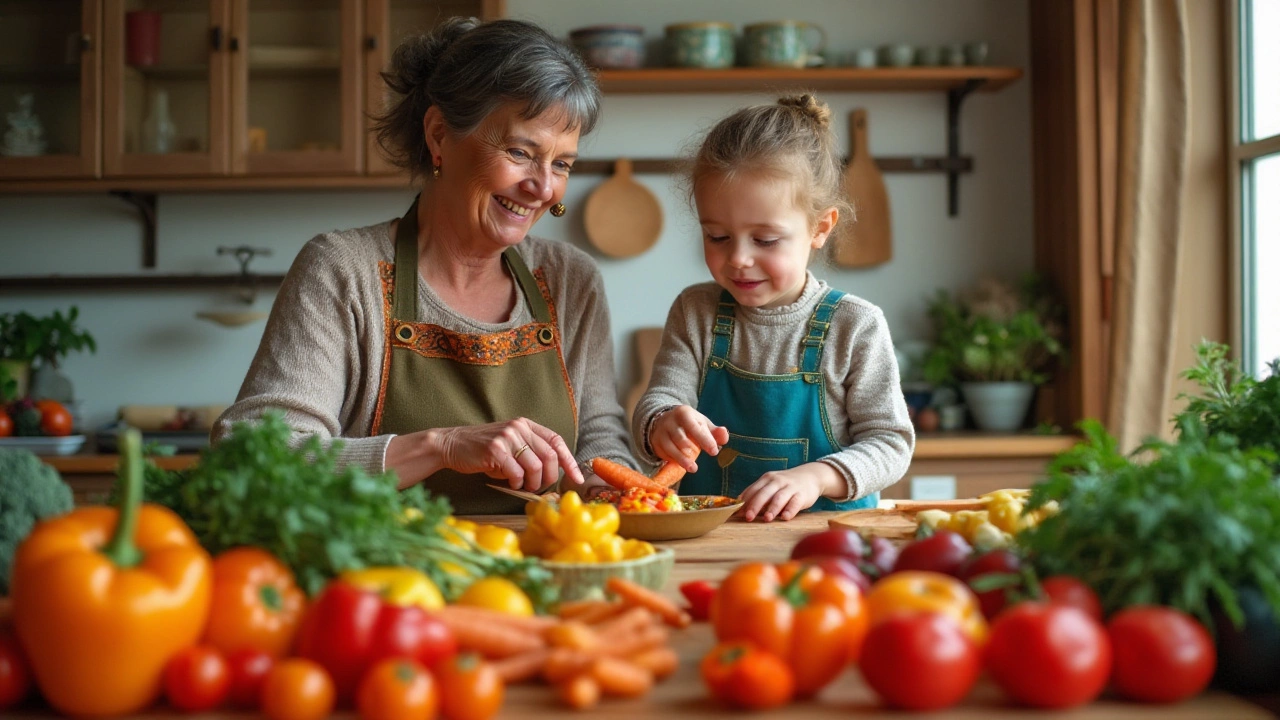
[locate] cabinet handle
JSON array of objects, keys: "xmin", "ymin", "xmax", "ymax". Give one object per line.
[
  {"xmin": 210, "ymin": 26, "xmax": 223, "ymax": 51},
  {"xmin": 79, "ymin": 34, "xmax": 92, "ymax": 52},
  {"xmin": 230, "ymin": 37, "xmax": 240, "ymax": 52},
  {"xmin": 365, "ymin": 35, "xmax": 378, "ymax": 51}
]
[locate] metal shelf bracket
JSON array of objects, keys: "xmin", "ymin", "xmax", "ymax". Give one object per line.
[
  {"xmin": 110, "ymin": 190, "xmax": 159, "ymax": 268},
  {"xmin": 946, "ymin": 79, "xmax": 986, "ymax": 217}
]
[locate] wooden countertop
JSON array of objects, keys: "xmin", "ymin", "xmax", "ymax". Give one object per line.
[
  {"xmin": 7, "ymin": 511, "xmax": 1272, "ymax": 718},
  {"xmin": 44, "ymin": 433, "xmax": 1082, "ymax": 475}
]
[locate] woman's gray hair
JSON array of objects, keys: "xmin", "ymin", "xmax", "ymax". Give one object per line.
[{"xmin": 374, "ymin": 17, "xmax": 601, "ymax": 179}]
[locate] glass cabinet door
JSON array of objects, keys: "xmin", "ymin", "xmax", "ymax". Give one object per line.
[
  {"xmin": 0, "ymin": 0, "xmax": 101, "ymax": 179},
  {"xmin": 232, "ymin": 0, "xmax": 360, "ymax": 175},
  {"xmin": 103, "ymin": 0, "xmax": 229, "ymax": 176},
  {"xmin": 364, "ymin": 0, "xmax": 495, "ymax": 175}
]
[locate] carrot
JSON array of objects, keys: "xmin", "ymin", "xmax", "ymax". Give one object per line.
[
  {"xmin": 629, "ymin": 646, "xmax": 680, "ymax": 680},
  {"xmin": 558, "ymin": 599, "xmax": 625, "ymax": 625},
  {"xmin": 556, "ymin": 599, "xmax": 610, "ymax": 619},
  {"xmin": 589, "ymin": 656, "xmax": 654, "ymax": 698},
  {"xmin": 650, "ymin": 446, "xmax": 700, "ymax": 488},
  {"xmin": 438, "ymin": 611, "xmax": 546, "ymax": 659},
  {"xmin": 604, "ymin": 624, "xmax": 669, "ymax": 659},
  {"xmin": 606, "ymin": 577, "xmax": 693, "ymax": 629},
  {"xmin": 492, "ymin": 647, "xmax": 552, "ymax": 684},
  {"xmin": 592, "ymin": 606, "xmax": 656, "ymax": 638},
  {"xmin": 557, "ymin": 673, "xmax": 601, "ymax": 710},
  {"xmin": 438, "ymin": 605, "xmax": 558, "ymax": 634},
  {"xmin": 591, "ymin": 457, "xmax": 666, "ymax": 492},
  {"xmin": 544, "ymin": 647, "xmax": 595, "ymax": 684},
  {"xmin": 544, "ymin": 620, "xmax": 602, "ymax": 652}
]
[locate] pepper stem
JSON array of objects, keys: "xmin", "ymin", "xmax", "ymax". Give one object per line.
[
  {"xmin": 101, "ymin": 427, "xmax": 144, "ymax": 568},
  {"xmin": 779, "ymin": 564, "xmax": 812, "ymax": 608}
]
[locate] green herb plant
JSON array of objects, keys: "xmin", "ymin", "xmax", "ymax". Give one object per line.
[
  {"xmin": 1174, "ymin": 340, "xmax": 1280, "ymax": 470},
  {"xmin": 1017, "ymin": 418, "xmax": 1280, "ymax": 629},
  {"xmin": 0, "ymin": 307, "xmax": 97, "ymax": 369},
  {"xmin": 122, "ymin": 412, "xmax": 556, "ymax": 609}
]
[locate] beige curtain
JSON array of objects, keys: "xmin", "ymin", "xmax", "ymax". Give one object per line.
[{"xmin": 1106, "ymin": 0, "xmax": 1191, "ymax": 450}]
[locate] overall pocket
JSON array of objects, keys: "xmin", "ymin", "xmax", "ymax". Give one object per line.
[{"xmin": 719, "ymin": 434, "xmax": 810, "ymax": 498}]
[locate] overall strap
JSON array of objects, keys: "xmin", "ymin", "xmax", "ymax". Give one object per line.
[
  {"xmin": 501, "ymin": 247, "xmax": 551, "ymax": 324},
  {"xmin": 709, "ymin": 290, "xmax": 737, "ymax": 362},
  {"xmin": 800, "ymin": 289, "xmax": 845, "ymax": 374},
  {"xmin": 392, "ymin": 197, "xmax": 421, "ymax": 321}
]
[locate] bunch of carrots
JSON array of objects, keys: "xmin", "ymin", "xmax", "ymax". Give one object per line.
[
  {"xmin": 435, "ymin": 577, "xmax": 690, "ymax": 710},
  {"xmin": 591, "ymin": 446, "xmax": 699, "ymax": 493}
]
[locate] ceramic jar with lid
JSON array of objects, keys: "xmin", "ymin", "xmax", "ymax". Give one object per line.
[
  {"xmin": 569, "ymin": 25, "xmax": 646, "ymax": 69},
  {"xmin": 664, "ymin": 22, "xmax": 735, "ymax": 68}
]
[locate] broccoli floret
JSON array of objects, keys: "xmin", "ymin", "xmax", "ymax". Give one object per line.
[{"xmin": 1, "ymin": 448, "xmax": 75, "ymax": 594}]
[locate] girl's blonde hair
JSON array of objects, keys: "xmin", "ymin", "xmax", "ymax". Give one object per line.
[{"xmin": 689, "ymin": 93, "xmax": 852, "ymax": 244}]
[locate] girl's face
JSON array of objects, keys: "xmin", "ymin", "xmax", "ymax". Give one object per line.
[
  {"xmin": 428, "ymin": 101, "xmax": 580, "ymax": 252},
  {"xmin": 695, "ymin": 170, "xmax": 836, "ymax": 309}
]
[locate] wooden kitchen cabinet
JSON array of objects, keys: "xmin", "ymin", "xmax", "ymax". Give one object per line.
[{"xmin": 0, "ymin": 0, "xmax": 102, "ymax": 179}]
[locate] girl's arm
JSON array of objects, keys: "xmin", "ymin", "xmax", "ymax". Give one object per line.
[{"xmin": 631, "ymin": 290, "xmax": 713, "ymax": 465}]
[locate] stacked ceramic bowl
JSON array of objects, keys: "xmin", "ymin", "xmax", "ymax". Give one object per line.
[{"xmin": 569, "ymin": 25, "xmax": 646, "ymax": 69}]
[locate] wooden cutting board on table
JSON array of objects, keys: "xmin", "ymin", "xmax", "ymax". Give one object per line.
[
  {"xmin": 832, "ymin": 108, "xmax": 892, "ymax": 268},
  {"xmin": 828, "ymin": 498, "xmax": 987, "ymax": 540}
]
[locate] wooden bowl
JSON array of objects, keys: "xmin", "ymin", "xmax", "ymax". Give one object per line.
[
  {"xmin": 541, "ymin": 547, "xmax": 675, "ymax": 602},
  {"xmin": 616, "ymin": 496, "xmax": 742, "ymax": 541}
]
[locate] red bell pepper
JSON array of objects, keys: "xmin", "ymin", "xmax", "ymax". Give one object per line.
[
  {"xmin": 294, "ymin": 581, "xmax": 457, "ymax": 701},
  {"xmin": 680, "ymin": 580, "xmax": 718, "ymax": 621}
]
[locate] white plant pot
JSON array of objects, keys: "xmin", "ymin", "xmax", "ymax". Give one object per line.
[{"xmin": 960, "ymin": 381, "xmax": 1035, "ymax": 432}]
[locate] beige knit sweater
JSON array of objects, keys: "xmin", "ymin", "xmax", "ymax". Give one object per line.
[
  {"xmin": 632, "ymin": 273, "xmax": 915, "ymax": 500},
  {"xmin": 213, "ymin": 220, "xmax": 635, "ymax": 477}
]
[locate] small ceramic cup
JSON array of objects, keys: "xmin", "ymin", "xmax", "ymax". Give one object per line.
[
  {"xmin": 664, "ymin": 22, "xmax": 735, "ymax": 68},
  {"xmin": 853, "ymin": 47, "xmax": 878, "ymax": 68},
  {"xmin": 879, "ymin": 43, "xmax": 914, "ymax": 68},
  {"xmin": 964, "ymin": 41, "xmax": 990, "ymax": 65},
  {"xmin": 943, "ymin": 43, "xmax": 966, "ymax": 66},
  {"xmin": 742, "ymin": 20, "xmax": 826, "ymax": 68},
  {"xmin": 569, "ymin": 25, "xmax": 646, "ymax": 69},
  {"xmin": 914, "ymin": 46, "xmax": 941, "ymax": 66}
]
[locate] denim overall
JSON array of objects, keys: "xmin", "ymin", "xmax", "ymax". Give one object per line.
[{"xmin": 680, "ymin": 289, "xmax": 877, "ymax": 512}]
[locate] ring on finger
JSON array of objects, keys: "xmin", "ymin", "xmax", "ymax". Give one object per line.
[{"xmin": 513, "ymin": 443, "xmax": 531, "ymax": 460}]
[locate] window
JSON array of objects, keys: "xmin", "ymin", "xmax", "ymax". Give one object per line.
[{"xmin": 1236, "ymin": 0, "xmax": 1280, "ymax": 376}]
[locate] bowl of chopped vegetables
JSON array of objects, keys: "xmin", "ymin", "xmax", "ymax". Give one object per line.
[{"xmin": 592, "ymin": 488, "xmax": 742, "ymax": 541}]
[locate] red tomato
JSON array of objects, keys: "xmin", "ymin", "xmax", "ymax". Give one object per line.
[
  {"xmin": 1108, "ymin": 606, "xmax": 1216, "ymax": 703},
  {"xmin": 892, "ymin": 531, "xmax": 973, "ymax": 577},
  {"xmin": 0, "ymin": 628, "xmax": 33, "ymax": 710},
  {"xmin": 859, "ymin": 612, "xmax": 981, "ymax": 711},
  {"xmin": 958, "ymin": 550, "xmax": 1023, "ymax": 619},
  {"xmin": 790, "ymin": 529, "xmax": 865, "ymax": 563},
  {"xmin": 163, "ymin": 645, "xmax": 231, "ymax": 712},
  {"xmin": 357, "ymin": 658, "xmax": 438, "ymax": 720},
  {"xmin": 985, "ymin": 602, "xmax": 1111, "ymax": 709},
  {"xmin": 804, "ymin": 555, "xmax": 872, "ymax": 594},
  {"xmin": 262, "ymin": 659, "xmax": 334, "ymax": 720},
  {"xmin": 700, "ymin": 642, "xmax": 795, "ymax": 711},
  {"xmin": 864, "ymin": 535, "xmax": 899, "ymax": 579},
  {"xmin": 225, "ymin": 648, "xmax": 275, "ymax": 709},
  {"xmin": 35, "ymin": 400, "xmax": 72, "ymax": 437},
  {"xmin": 1040, "ymin": 576, "xmax": 1104, "ymax": 622},
  {"xmin": 679, "ymin": 581, "xmax": 718, "ymax": 621},
  {"xmin": 434, "ymin": 653, "xmax": 503, "ymax": 720},
  {"xmin": 0, "ymin": 409, "xmax": 12, "ymax": 438}
]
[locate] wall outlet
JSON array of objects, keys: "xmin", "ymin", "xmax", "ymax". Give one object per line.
[{"xmin": 910, "ymin": 475, "xmax": 957, "ymax": 500}]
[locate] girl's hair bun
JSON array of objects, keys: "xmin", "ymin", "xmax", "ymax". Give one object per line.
[{"xmin": 778, "ymin": 93, "xmax": 831, "ymax": 129}]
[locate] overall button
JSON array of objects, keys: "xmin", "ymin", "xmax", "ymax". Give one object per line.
[
  {"xmin": 537, "ymin": 327, "xmax": 555, "ymax": 345},
  {"xmin": 396, "ymin": 324, "xmax": 416, "ymax": 343}
]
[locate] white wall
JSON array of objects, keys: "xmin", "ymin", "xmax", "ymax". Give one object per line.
[{"xmin": 0, "ymin": 0, "xmax": 1033, "ymax": 430}]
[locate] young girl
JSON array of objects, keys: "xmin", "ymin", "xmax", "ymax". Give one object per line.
[{"xmin": 633, "ymin": 94, "xmax": 915, "ymax": 522}]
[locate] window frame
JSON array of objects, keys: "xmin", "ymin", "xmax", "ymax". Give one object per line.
[{"xmin": 1230, "ymin": 0, "xmax": 1280, "ymax": 375}]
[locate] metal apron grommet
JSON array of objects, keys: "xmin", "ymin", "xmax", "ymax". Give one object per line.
[
  {"xmin": 396, "ymin": 324, "xmax": 417, "ymax": 343},
  {"xmin": 536, "ymin": 327, "xmax": 555, "ymax": 345}
]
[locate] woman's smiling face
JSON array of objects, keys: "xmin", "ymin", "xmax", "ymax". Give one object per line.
[
  {"xmin": 695, "ymin": 169, "xmax": 835, "ymax": 309},
  {"xmin": 432, "ymin": 101, "xmax": 580, "ymax": 251}
]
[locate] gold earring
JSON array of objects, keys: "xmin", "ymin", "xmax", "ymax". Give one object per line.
[
  {"xmin": 431, "ymin": 164, "xmax": 441, "ymax": 179},
  {"xmin": 550, "ymin": 202, "xmax": 566, "ymax": 217}
]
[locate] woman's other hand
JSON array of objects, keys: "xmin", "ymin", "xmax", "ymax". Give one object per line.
[
  {"xmin": 650, "ymin": 405, "xmax": 728, "ymax": 473},
  {"xmin": 389, "ymin": 417, "xmax": 583, "ymax": 491}
]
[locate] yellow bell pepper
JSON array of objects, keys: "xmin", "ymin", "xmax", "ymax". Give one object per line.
[
  {"xmin": 339, "ymin": 567, "xmax": 444, "ymax": 611},
  {"xmin": 984, "ymin": 490, "xmax": 1028, "ymax": 534},
  {"xmin": 550, "ymin": 541, "xmax": 598, "ymax": 563},
  {"xmin": 592, "ymin": 535, "xmax": 625, "ymax": 562},
  {"xmin": 473, "ymin": 524, "xmax": 522, "ymax": 559},
  {"xmin": 622, "ymin": 538, "xmax": 656, "ymax": 559},
  {"xmin": 938, "ymin": 510, "xmax": 990, "ymax": 542}
]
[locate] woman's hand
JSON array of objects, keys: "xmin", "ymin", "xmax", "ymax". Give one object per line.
[
  {"xmin": 649, "ymin": 405, "xmax": 728, "ymax": 473},
  {"xmin": 389, "ymin": 417, "xmax": 583, "ymax": 491},
  {"xmin": 737, "ymin": 462, "xmax": 847, "ymax": 522}
]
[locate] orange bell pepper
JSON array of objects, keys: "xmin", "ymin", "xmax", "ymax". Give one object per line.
[
  {"xmin": 11, "ymin": 428, "xmax": 212, "ymax": 717},
  {"xmin": 709, "ymin": 561, "xmax": 867, "ymax": 697},
  {"xmin": 204, "ymin": 546, "xmax": 306, "ymax": 658},
  {"xmin": 863, "ymin": 570, "xmax": 989, "ymax": 645}
]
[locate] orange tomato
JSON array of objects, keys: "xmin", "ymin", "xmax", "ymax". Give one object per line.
[
  {"xmin": 863, "ymin": 571, "xmax": 988, "ymax": 645},
  {"xmin": 35, "ymin": 400, "xmax": 72, "ymax": 437},
  {"xmin": 0, "ymin": 409, "xmax": 12, "ymax": 438},
  {"xmin": 204, "ymin": 547, "xmax": 306, "ymax": 658},
  {"xmin": 434, "ymin": 653, "xmax": 503, "ymax": 720},
  {"xmin": 700, "ymin": 642, "xmax": 794, "ymax": 710},
  {"xmin": 357, "ymin": 659, "xmax": 438, "ymax": 720},
  {"xmin": 262, "ymin": 659, "xmax": 334, "ymax": 720}
]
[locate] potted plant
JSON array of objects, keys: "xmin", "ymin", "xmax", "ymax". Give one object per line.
[
  {"xmin": 921, "ymin": 277, "xmax": 1065, "ymax": 431},
  {"xmin": 0, "ymin": 308, "xmax": 97, "ymax": 402}
]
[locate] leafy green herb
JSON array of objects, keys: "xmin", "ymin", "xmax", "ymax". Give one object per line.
[
  {"xmin": 123, "ymin": 412, "xmax": 556, "ymax": 609},
  {"xmin": 1018, "ymin": 418, "xmax": 1280, "ymax": 629},
  {"xmin": 1174, "ymin": 340, "xmax": 1280, "ymax": 471}
]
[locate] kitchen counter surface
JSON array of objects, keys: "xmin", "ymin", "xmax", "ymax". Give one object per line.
[{"xmin": 10, "ymin": 512, "xmax": 1271, "ymax": 719}]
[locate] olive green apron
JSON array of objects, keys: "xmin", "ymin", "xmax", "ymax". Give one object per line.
[{"xmin": 372, "ymin": 199, "xmax": 578, "ymax": 514}]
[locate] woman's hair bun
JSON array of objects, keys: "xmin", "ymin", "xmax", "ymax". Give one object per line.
[
  {"xmin": 778, "ymin": 93, "xmax": 831, "ymax": 129},
  {"xmin": 383, "ymin": 16, "xmax": 480, "ymax": 97}
]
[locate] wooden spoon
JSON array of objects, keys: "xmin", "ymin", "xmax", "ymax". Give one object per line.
[
  {"xmin": 583, "ymin": 158, "xmax": 663, "ymax": 258},
  {"xmin": 833, "ymin": 109, "xmax": 892, "ymax": 267},
  {"xmin": 487, "ymin": 483, "xmax": 551, "ymax": 504}
]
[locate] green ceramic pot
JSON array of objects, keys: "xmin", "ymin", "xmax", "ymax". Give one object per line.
[{"xmin": 664, "ymin": 22, "xmax": 735, "ymax": 68}]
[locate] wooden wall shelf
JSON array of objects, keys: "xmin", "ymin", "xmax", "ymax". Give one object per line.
[{"xmin": 594, "ymin": 66, "xmax": 1023, "ymax": 94}]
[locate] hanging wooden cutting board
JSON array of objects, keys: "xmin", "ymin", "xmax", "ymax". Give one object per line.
[
  {"xmin": 583, "ymin": 158, "xmax": 663, "ymax": 259},
  {"xmin": 833, "ymin": 109, "xmax": 892, "ymax": 268}
]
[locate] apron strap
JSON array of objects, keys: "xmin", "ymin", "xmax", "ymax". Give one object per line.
[
  {"xmin": 800, "ymin": 289, "xmax": 845, "ymax": 374},
  {"xmin": 390, "ymin": 196, "xmax": 549, "ymax": 325},
  {"xmin": 710, "ymin": 290, "xmax": 736, "ymax": 362}
]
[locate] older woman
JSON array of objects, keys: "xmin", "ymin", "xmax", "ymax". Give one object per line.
[{"xmin": 214, "ymin": 18, "xmax": 634, "ymax": 513}]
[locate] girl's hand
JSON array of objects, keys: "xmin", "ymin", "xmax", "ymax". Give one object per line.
[
  {"xmin": 738, "ymin": 463, "xmax": 847, "ymax": 522},
  {"xmin": 650, "ymin": 405, "xmax": 729, "ymax": 473},
  {"xmin": 428, "ymin": 417, "xmax": 583, "ymax": 491}
]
